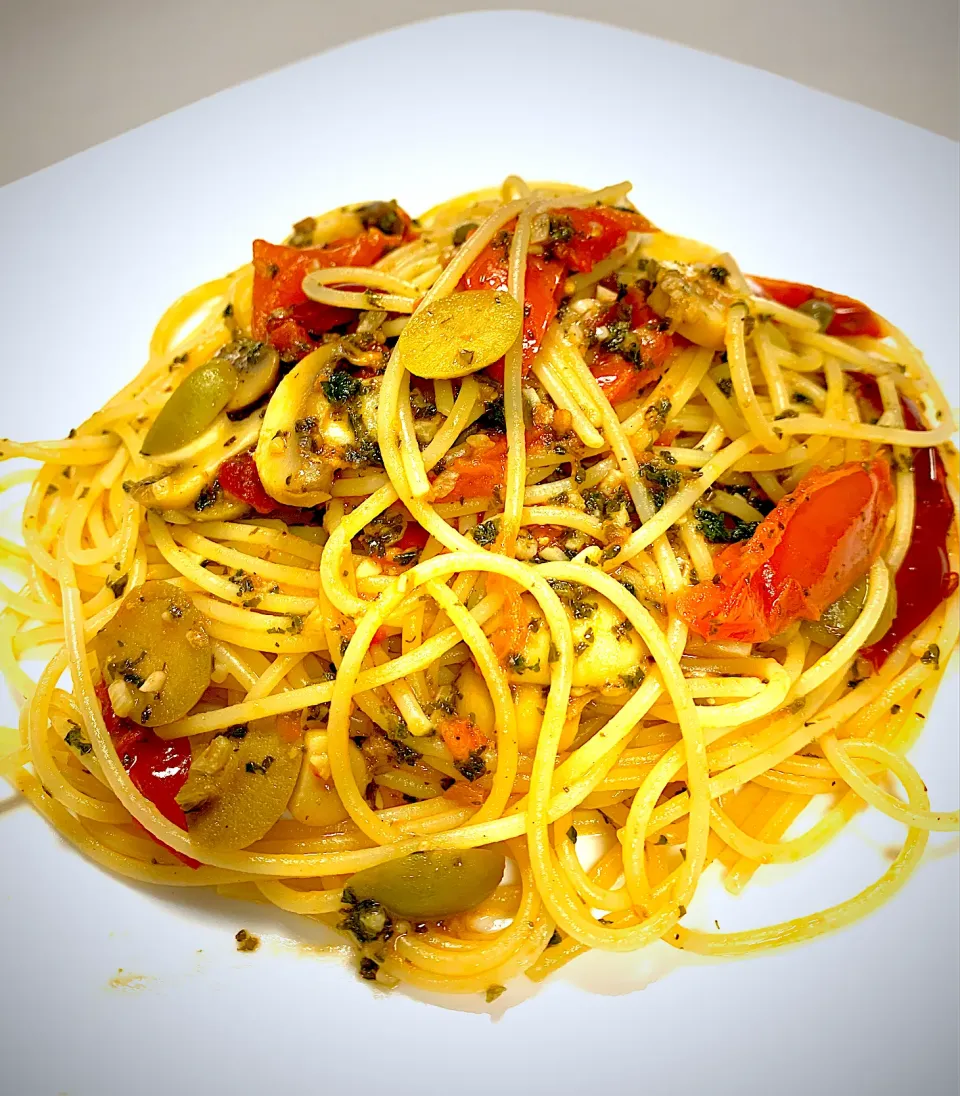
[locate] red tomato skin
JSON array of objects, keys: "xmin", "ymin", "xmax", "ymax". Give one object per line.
[
  {"xmin": 676, "ymin": 459, "xmax": 895, "ymax": 643},
  {"xmin": 460, "ymin": 248, "xmax": 565, "ymax": 382},
  {"xmin": 589, "ymin": 287, "xmax": 686, "ymax": 403},
  {"xmin": 459, "ymin": 206, "xmax": 653, "ymax": 383},
  {"xmin": 95, "ymin": 682, "xmax": 199, "ymax": 868},
  {"xmin": 432, "ymin": 435, "xmax": 508, "ymax": 503},
  {"xmin": 750, "ymin": 276, "xmax": 885, "ymax": 339},
  {"xmin": 218, "ymin": 452, "xmax": 313, "ymax": 523},
  {"xmin": 856, "ymin": 387, "xmax": 959, "ymax": 667},
  {"xmin": 550, "ymin": 207, "xmax": 655, "ymax": 272},
  {"xmin": 251, "ymin": 224, "xmax": 407, "ymax": 360}
]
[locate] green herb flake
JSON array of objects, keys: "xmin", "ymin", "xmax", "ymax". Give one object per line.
[
  {"xmin": 65, "ymin": 723, "xmax": 92, "ymax": 756},
  {"xmin": 920, "ymin": 644, "xmax": 941, "ymax": 669},
  {"xmin": 695, "ymin": 508, "xmax": 758, "ymax": 544},
  {"xmin": 321, "ymin": 371, "xmax": 362, "ymax": 404}
]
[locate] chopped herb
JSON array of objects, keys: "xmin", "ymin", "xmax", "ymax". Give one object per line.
[
  {"xmin": 717, "ymin": 377, "xmax": 734, "ymax": 397},
  {"xmin": 245, "ymin": 756, "xmax": 275, "ymax": 775},
  {"xmin": 452, "ymin": 222, "xmax": 478, "ymax": 246},
  {"xmin": 390, "ymin": 734, "xmax": 421, "ymax": 767},
  {"xmin": 547, "ymin": 929, "xmax": 562, "ymax": 947},
  {"xmin": 471, "ymin": 520, "xmax": 498, "ymax": 547},
  {"xmin": 566, "ymin": 825, "xmax": 578, "ymax": 844},
  {"xmin": 485, "ymin": 984, "xmax": 507, "ymax": 1003},
  {"xmin": 234, "ymin": 928, "xmax": 260, "ymax": 952},
  {"xmin": 194, "ymin": 482, "xmax": 221, "ymax": 512},
  {"xmin": 644, "ymin": 398, "xmax": 672, "ymax": 431},
  {"xmin": 920, "ymin": 644, "xmax": 940, "ymax": 669},
  {"xmin": 548, "ymin": 214, "xmax": 574, "ymax": 243},
  {"xmin": 321, "ymin": 371, "xmax": 362, "ymax": 404},
  {"xmin": 695, "ymin": 508, "xmax": 758, "ymax": 544},
  {"xmin": 475, "ymin": 396, "xmax": 506, "ymax": 433},
  {"xmin": 620, "ymin": 667, "xmax": 646, "ymax": 690},
  {"xmin": 357, "ymin": 199, "xmax": 404, "ymax": 236},
  {"xmin": 774, "ymin": 409, "xmax": 799, "ymax": 420},
  {"xmin": 105, "ymin": 573, "xmax": 128, "ymax": 598},
  {"xmin": 356, "ymin": 510, "xmax": 404, "ymax": 557},
  {"xmin": 339, "ymin": 892, "xmax": 393, "ymax": 944},
  {"xmin": 359, "ymin": 957, "xmax": 380, "ymax": 981},
  {"xmin": 64, "ymin": 723, "xmax": 92, "ymax": 756},
  {"xmin": 890, "ymin": 704, "xmax": 902, "ymax": 715},
  {"xmin": 708, "ymin": 265, "xmax": 729, "ymax": 284},
  {"xmin": 506, "ymin": 652, "xmax": 541, "ymax": 674},
  {"xmin": 455, "ymin": 749, "xmax": 487, "ymax": 782}
]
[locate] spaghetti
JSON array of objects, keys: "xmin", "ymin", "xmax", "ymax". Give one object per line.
[{"xmin": 0, "ymin": 179, "xmax": 957, "ymax": 998}]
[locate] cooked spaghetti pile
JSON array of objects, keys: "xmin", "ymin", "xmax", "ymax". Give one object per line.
[{"xmin": 0, "ymin": 178, "xmax": 957, "ymax": 996}]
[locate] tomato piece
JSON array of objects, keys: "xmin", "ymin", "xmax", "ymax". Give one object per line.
[
  {"xmin": 95, "ymin": 681, "xmax": 199, "ymax": 868},
  {"xmin": 550, "ymin": 207, "xmax": 655, "ymax": 273},
  {"xmin": 676, "ymin": 459, "xmax": 895, "ymax": 643},
  {"xmin": 393, "ymin": 518, "xmax": 429, "ymax": 552},
  {"xmin": 589, "ymin": 287, "xmax": 685, "ymax": 403},
  {"xmin": 590, "ymin": 353, "xmax": 661, "ymax": 404},
  {"xmin": 460, "ymin": 246, "xmax": 565, "ymax": 382},
  {"xmin": 431, "ymin": 435, "xmax": 507, "ymax": 503},
  {"xmin": 459, "ymin": 206, "xmax": 650, "ymax": 383},
  {"xmin": 854, "ymin": 385, "xmax": 959, "ymax": 667},
  {"xmin": 218, "ymin": 451, "xmax": 313, "ymax": 523},
  {"xmin": 438, "ymin": 716, "xmax": 489, "ymax": 762},
  {"xmin": 485, "ymin": 574, "xmax": 528, "ymax": 663},
  {"xmin": 252, "ymin": 222, "xmax": 409, "ymax": 360},
  {"xmin": 750, "ymin": 276, "xmax": 885, "ymax": 338}
]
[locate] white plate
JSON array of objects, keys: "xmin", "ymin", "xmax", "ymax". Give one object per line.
[{"xmin": 1, "ymin": 12, "xmax": 957, "ymax": 1096}]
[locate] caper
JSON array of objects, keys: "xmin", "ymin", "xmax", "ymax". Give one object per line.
[
  {"xmin": 346, "ymin": 848, "xmax": 505, "ymax": 919},
  {"xmin": 141, "ymin": 358, "xmax": 238, "ymax": 456},
  {"xmin": 399, "ymin": 290, "xmax": 523, "ymax": 379},
  {"xmin": 182, "ymin": 716, "xmax": 301, "ymax": 850},
  {"xmin": 797, "ymin": 298, "xmax": 835, "ymax": 332},
  {"xmin": 95, "ymin": 580, "xmax": 211, "ymax": 726},
  {"xmin": 803, "ymin": 575, "xmax": 897, "ymax": 649}
]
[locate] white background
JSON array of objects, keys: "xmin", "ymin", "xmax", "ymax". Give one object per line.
[{"xmin": 0, "ymin": 0, "xmax": 957, "ymax": 184}]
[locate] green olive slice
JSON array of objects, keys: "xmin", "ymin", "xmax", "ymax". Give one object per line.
[
  {"xmin": 141, "ymin": 358, "xmax": 238, "ymax": 456},
  {"xmin": 345, "ymin": 848, "xmax": 505, "ymax": 919},
  {"xmin": 802, "ymin": 575, "xmax": 897, "ymax": 649},
  {"xmin": 399, "ymin": 290, "xmax": 523, "ymax": 379},
  {"xmin": 181, "ymin": 717, "xmax": 301, "ymax": 850},
  {"xmin": 95, "ymin": 580, "xmax": 211, "ymax": 726}
]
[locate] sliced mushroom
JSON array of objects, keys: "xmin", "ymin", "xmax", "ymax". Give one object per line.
[
  {"xmin": 254, "ymin": 344, "xmax": 381, "ymax": 508},
  {"xmin": 288, "ymin": 729, "xmax": 369, "ymax": 827},
  {"xmin": 647, "ymin": 263, "xmax": 739, "ymax": 350},
  {"xmin": 125, "ymin": 406, "xmax": 263, "ymax": 512},
  {"xmin": 213, "ymin": 338, "xmax": 281, "ymax": 413}
]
